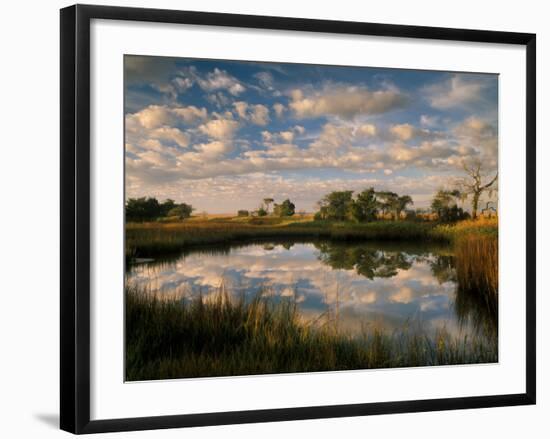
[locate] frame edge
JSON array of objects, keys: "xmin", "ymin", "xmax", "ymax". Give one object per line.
[{"xmin": 60, "ymin": 4, "xmax": 537, "ymax": 434}]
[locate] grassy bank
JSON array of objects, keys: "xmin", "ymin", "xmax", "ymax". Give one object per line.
[
  {"xmin": 126, "ymin": 217, "xmax": 480, "ymax": 259},
  {"xmin": 126, "ymin": 284, "xmax": 498, "ymax": 381}
]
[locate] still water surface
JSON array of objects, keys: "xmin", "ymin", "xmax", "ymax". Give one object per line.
[{"xmin": 127, "ymin": 240, "xmax": 495, "ymax": 339}]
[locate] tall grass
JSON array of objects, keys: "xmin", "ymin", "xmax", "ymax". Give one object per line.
[
  {"xmin": 453, "ymin": 234, "xmax": 498, "ymax": 334},
  {"xmin": 126, "ymin": 283, "xmax": 498, "ymax": 381}
]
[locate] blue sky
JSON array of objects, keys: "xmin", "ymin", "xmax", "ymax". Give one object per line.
[{"xmin": 125, "ymin": 55, "xmax": 498, "ymax": 213}]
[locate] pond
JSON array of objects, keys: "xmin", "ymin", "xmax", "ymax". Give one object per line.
[{"xmin": 127, "ymin": 239, "xmax": 497, "ymax": 341}]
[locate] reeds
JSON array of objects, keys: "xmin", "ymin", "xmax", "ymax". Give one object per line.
[
  {"xmin": 455, "ymin": 234, "xmax": 498, "ymax": 296},
  {"xmin": 125, "ymin": 283, "xmax": 497, "ymax": 381}
]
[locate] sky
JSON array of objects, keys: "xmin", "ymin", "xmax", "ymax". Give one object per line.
[{"xmin": 124, "ymin": 55, "xmax": 498, "ymax": 213}]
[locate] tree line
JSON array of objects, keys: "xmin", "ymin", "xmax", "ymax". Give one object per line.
[
  {"xmin": 313, "ymin": 188, "xmax": 414, "ymax": 222},
  {"xmin": 125, "ymin": 197, "xmax": 193, "ymax": 222},
  {"xmin": 125, "ymin": 161, "xmax": 497, "ymax": 223}
]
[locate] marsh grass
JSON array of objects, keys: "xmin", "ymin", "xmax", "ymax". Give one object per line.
[
  {"xmin": 125, "ymin": 219, "xmax": 440, "ymax": 260},
  {"xmin": 126, "ymin": 283, "xmax": 498, "ymax": 381},
  {"xmin": 453, "ymin": 234, "xmax": 498, "ymax": 335}
]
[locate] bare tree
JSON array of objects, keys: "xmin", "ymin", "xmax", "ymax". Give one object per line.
[{"xmin": 458, "ymin": 160, "xmax": 498, "ymax": 219}]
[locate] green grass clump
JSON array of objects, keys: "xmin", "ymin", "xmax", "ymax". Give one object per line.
[{"xmin": 126, "ymin": 284, "xmax": 497, "ymax": 381}]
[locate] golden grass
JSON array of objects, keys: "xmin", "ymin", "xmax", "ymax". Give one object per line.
[
  {"xmin": 455, "ymin": 234, "xmax": 498, "ymax": 297},
  {"xmin": 125, "ymin": 284, "xmax": 498, "ymax": 380}
]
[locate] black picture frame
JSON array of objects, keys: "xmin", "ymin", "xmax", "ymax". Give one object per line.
[{"xmin": 60, "ymin": 4, "xmax": 536, "ymax": 434}]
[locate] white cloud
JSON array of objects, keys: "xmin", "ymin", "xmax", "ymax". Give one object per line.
[
  {"xmin": 289, "ymin": 85, "xmax": 408, "ymax": 119},
  {"xmin": 196, "ymin": 140, "xmax": 234, "ymax": 157},
  {"xmin": 249, "ymin": 104, "xmax": 270, "ymax": 126},
  {"xmin": 205, "ymin": 92, "xmax": 230, "ymax": 109},
  {"xmin": 127, "ymin": 104, "xmax": 207, "ymax": 130},
  {"xmin": 426, "ymin": 75, "xmax": 489, "ymax": 109},
  {"xmin": 453, "ymin": 116, "xmax": 497, "ymax": 164},
  {"xmin": 174, "ymin": 76, "xmax": 193, "ymax": 91},
  {"xmin": 279, "ymin": 131, "xmax": 295, "ymax": 143},
  {"xmin": 273, "ymin": 103, "xmax": 285, "ymax": 118},
  {"xmin": 194, "ymin": 67, "xmax": 246, "ymax": 96},
  {"xmin": 149, "ymin": 126, "xmax": 189, "ymax": 148},
  {"xmin": 233, "ymin": 102, "xmax": 270, "ymax": 126},
  {"xmin": 198, "ymin": 117, "xmax": 240, "ymax": 140},
  {"xmin": 356, "ymin": 123, "xmax": 377, "ymax": 137},
  {"xmin": 389, "ymin": 123, "xmax": 443, "ymax": 142},
  {"xmin": 233, "ymin": 101, "xmax": 248, "ymax": 119}
]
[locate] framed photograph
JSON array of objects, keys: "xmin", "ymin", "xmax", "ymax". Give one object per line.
[{"xmin": 60, "ymin": 4, "xmax": 536, "ymax": 434}]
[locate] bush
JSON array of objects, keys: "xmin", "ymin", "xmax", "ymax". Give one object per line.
[{"xmin": 237, "ymin": 210, "xmax": 249, "ymax": 217}]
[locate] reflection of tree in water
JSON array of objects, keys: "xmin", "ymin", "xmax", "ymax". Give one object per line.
[
  {"xmin": 315, "ymin": 242, "xmax": 413, "ymax": 280},
  {"xmin": 429, "ymin": 255, "xmax": 497, "ymax": 337},
  {"xmin": 430, "ymin": 255, "xmax": 457, "ymax": 284}
]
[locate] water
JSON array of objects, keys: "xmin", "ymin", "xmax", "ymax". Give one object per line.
[{"xmin": 127, "ymin": 240, "xmax": 496, "ymax": 339}]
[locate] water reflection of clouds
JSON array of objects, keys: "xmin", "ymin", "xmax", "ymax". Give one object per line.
[{"xmin": 128, "ymin": 243, "xmax": 468, "ymax": 337}]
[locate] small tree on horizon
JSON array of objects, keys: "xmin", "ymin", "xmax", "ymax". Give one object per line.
[{"xmin": 274, "ymin": 199, "xmax": 295, "ymax": 217}]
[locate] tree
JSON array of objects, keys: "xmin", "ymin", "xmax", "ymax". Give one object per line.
[
  {"xmin": 125, "ymin": 197, "xmax": 161, "ymax": 222},
  {"xmin": 237, "ymin": 210, "xmax": 249, "ymax": 217},
  {"xmin": 125, "ymin": 197, "xmax": 193, "ymax": 221},
  {"xmin": 273, "ymin": 199, "xmax": 295, "ymax": 217},
  {"xmin": 256, "ymin": 206, "xmax": 268, "ymax": 217},
  {"xmin": 167, "ymin": 203, "xmax": 193, "ymax": 219},
  {"xmin": 458, "ymin": 160, "xmax": 498, "ymax": 219},
  {"xmin": 431, "ymin": 189, "xmax": 468, "ymax": 222},
  {"xmin": 395, "ymin": 195, "xmax": 414, "ymax": 219},
  {"xmin": 159, "ymin": 199, "xmax": 176, "ymax": 217},
  {"xmin": 375, "ymin": 191, "xmax": 396, "ymax": 218},
  {"xmin": 375, "ymin": 191, "xmax": 413, "ymax": 220},
  {"xmin": 263, "ymin": 198, "xmax": 274, "ymax": 214},
  {"xmin": 316, "ymin": 191, "xmax": 354, "ymax": 221},
  {"xmin": 349, "ymin": 188, "xmax": 378, "ymax": 222}
]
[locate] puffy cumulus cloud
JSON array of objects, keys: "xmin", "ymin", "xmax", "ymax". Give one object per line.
[
  {"xmin": 232, "ymin": 102, "xmax": 270, "ymax": 126},
  {"xmin": 172, "ymin": 76, "xmax": 193, "ymax": 92},
  {"xmin": 389, "ymin": 123, "xmax": 443, "ymax": 142},
  {"xmin": 426, "ymin": 75, "xmax": 490, "ymax": 109},
  {"xmin": 148, "ymin": 126, "xmax": 189, "ymax": 148},
  {"xmin": 454, "ymin": 116, "xmax": 496, "ymax": 139},
  {"xmin": 261, "ymin": 126, "xmax": 305, "ymax": 146},
  {"xmin": 310, "ymin": 123, "xmax": 354, "ymax": 151},
  {"xmin": 127, "ymin": 104, "xmax": 207, "ymax": 130},
  {"xmin": 309, "ymin": 122, "xmax": 378, "ymax": 153},
  {"xmin": 453, "ymin": 116, "xmax": 497, "ymax": 166},
  {"xmin": 193, "ymin": 67, "xmax": 246, "ymax": 96},
  {"xmin": 389, "ymin": 123, "xmax": 416, "ymax": 141},
  {"xmin": 355, "ymin": 123, "xmax": 377, "ymax": 137},
  {"xmin": 288, "ymin": 85, "xmax": 408, "ymax": 119},
  {"xmin": 198, "ymin": 117, "xmax": 240, "ymax": 140},
  {"xmin": 205, "ymin": 92, "xmax": 230, "ymax": 109},
  {"xmin": 126, "ymin": 112, "xmax": 487, "ymax": 201},
  {"xmin": 273, "ymin": 103, "xmax": 285, "ymax": 118},
  {"xmin": 388, "ymin": 140, "xmax": 456, "ymax": 166},
  {"xmin": 249, "ymin": 105, "xmax": 270, "ymax": 125},
  {"xmin": 233, "ymin": 101, "xmax": 248, "ymax": 119},
  {"xmin": 195, "ymin": 140, "xmax": 234, "ymax": 158}
]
